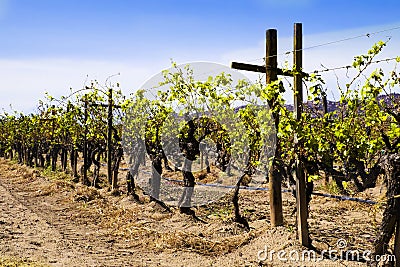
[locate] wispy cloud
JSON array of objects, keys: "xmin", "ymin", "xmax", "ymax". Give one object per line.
[{"xmin": 0, "ymin": 58, "xmax": 157, "ymax": 113}]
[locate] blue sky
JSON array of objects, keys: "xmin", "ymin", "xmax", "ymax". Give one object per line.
[{"xmin": 1, "ymin": 0, "xmax": 400, "ymax": 112}]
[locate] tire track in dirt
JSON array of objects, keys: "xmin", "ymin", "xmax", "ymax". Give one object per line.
[
  {"xmin": 0, "ymin": 162, "xmax": 142, "ymax": 266},
  {"xmin": 0, "ymin": 180, "xmax": 82, "ymax": 266}
]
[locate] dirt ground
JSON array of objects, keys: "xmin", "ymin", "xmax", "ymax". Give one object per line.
[{"xmin": 0, "ymin": 158, "xmax": 387, "ymax": 266}]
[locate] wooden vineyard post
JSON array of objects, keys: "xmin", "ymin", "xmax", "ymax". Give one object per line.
[
  {"xmin": 83, "ymin": 100, "xmax": 88, "ymax": 185},
  {"xmin": 107, "ymin": 88, "xmax": 114, "ymax": 188},
  {"xmin": 91, "ymin": 88, "xmax": 121, "ymax": 190},
  {"xmin": 322, "ymin": 94, "xmax": 329, "ymax": 186},
  {"xmin": 266, "ymin": 29, "xmax": 284, "ymax": 227},
  {"xmin": 293, "ymin": 22, "xmax": 310, "ymax": 247}
]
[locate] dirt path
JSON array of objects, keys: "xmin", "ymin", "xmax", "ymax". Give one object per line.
[
  {"xmin": 0, "ymin": 159, "xmax": 377, "ymax": 266},
  {"xmin": 0, "ymin": 180, "xmax": 79, "ymax": 266},
  {"xmin": 0, "ymin": 160, "xmax": 147, "ymax": 266}
]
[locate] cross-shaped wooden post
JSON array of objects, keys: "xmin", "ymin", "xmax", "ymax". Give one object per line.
[
  {"xmin": 231, "ymin": 23, "xmax": 309, "ymax": 247},
  {"xmin": 91, "ymin": 88, "xmax": 122, "ymax": 190}
]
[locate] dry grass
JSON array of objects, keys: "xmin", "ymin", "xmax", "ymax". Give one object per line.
[
  {"xmin": 35, "ymin": 180, "xmax": 75, "ymax": 197},
  {"xmin": 104, "ymin": 221, "xmax": 262, "ymax": 255},
  {"xmin": 158, "ymin": 228, "xmax": 258, "ymax": 255},
  {"xmin": 0, "ymin": 257, "xmax": 48, "ymax": 267},
  {"xmin": 72, "ymin": 184, "xmax": 102, "ymax": 202}
]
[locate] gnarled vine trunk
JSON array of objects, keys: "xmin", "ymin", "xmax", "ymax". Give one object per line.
[{"xmin": 372, "ymin": 154, "xmax": 400, "ymax": 266}]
